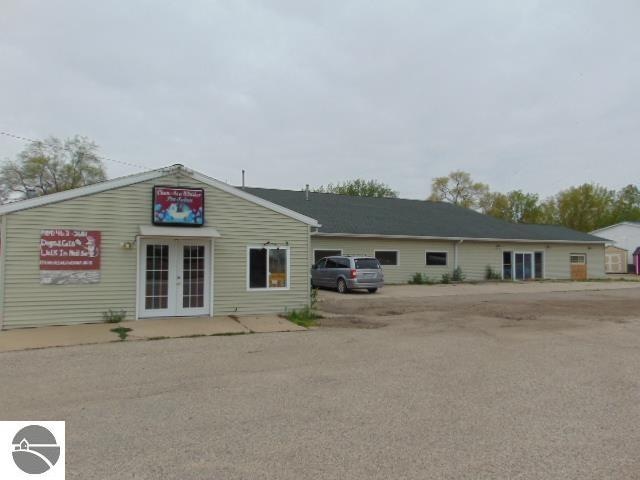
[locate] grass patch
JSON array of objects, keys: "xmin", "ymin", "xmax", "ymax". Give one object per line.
[
  {"xmin": 286, "ymin": 306, "xmax": 322, "ymax": 328},
  {"xmin": 110, "ymin": 326, "xmax": 132, "ymax": 341}
]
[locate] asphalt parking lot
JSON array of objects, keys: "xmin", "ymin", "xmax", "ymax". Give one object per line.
[{"xmin": 2, "ymin": 282, "xmax": 640, "ymax": 479}]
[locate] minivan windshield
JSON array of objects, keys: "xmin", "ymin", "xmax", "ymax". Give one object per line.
[{"xmin": 355, "ymin": 258, "xmax": 380, "ymax": 269}]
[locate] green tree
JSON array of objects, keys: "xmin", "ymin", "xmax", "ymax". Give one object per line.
[
  {"xmin": 482, "ymin": 191, "xmax": 543, "ymax": 223},
  {"xmin": 507, "ymin": 191, "xmax": 543, "ymax": 223},
  {"xmin": 538, "ymin": 198, "xmax": 559, "ymax": 225},
  {"xmin": 610, "ymin": 184, "xmax": 640, "ymax": 224},
  {"xmin": 554, "ymin": 183, "xmax": 616, "ymax": 232},
  {"xmin": 316, "ymin": 179, "xmax": 398, "ymax": 198},
  {"xmin": 479, "ymin": 191, "xmax": 509, "ymax": 217},
  {"xmin": 0, "ymin": 136, "xmax": 106, "ymax": 202},
  {"xmin": 429, "ymin": 170, "xmax": 489, "ymax": 209}
]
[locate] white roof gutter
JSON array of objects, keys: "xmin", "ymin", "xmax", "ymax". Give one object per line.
[{"xmin": 312, "ymin": 232, "xmax": 607, "ymax": 244}]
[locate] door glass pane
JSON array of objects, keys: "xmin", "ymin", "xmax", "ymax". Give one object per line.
[
  {"xmin": 269, "ymin": 249, "xmax": 288, "ymax": 288},
  {"xmin": 145, "ymin": 244, "xmax": 169, "ymax": 310},
  {"xmin": 523, "ymin": 254, "xmax": 533, "ymax": 279},
  {"xmin": 515, "ymin": 253, "xmax": 524, "ymax": 280},
  {"xmin": 182, "ymin": 245, "xmax": 205, "ymax": 308},
  {"xmin": 534, "ymin": 252, "xmax": 543, "ymax": 279},
  {"xmin": 503, "ymin": 252, "xmax": 512, "ymax": 280}
]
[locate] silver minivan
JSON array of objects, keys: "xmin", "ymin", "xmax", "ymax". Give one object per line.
[{"xmin": 311, "ymin": 255, "xmax": 384, "ymax": 293}]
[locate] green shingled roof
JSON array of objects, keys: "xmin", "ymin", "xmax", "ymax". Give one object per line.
[{"xmin": 244, "ymin": 187, "xmax": 607, "ymax": 243}]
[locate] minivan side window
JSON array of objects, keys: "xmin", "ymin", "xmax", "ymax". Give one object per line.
[
  {"xmin": 336, "ymin": 257, "xmax": 351, "ymax": 268},
  {"xmin": 325, "ymin": 258, "xmax": 338, "ymax": 268},
  {"xmin": 315, "ymin": 259, "xmax": 326, "ymax": 269}
]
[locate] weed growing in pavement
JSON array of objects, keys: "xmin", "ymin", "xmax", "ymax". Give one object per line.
[{"xmin": 110, "ymin": 326, "xmax": 132, "ymax": 341}]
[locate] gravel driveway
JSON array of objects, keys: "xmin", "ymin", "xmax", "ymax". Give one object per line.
[{"xmin": 2, "ymin": 283, "xmax": 640, "ymax": 479}]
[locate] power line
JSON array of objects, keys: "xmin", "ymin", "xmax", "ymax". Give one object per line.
[{"xmin": 0, "ymin": 131, "xmax": 150, "ymax": 170}]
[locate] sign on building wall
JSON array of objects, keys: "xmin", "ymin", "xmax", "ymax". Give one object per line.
[
  {"xmin": 40, "ymin": 230, "xmax": 101, "ymax": 284},
  {"xmin": 153, "ymin": 186, "xmax": 204, "ymax": 226}
]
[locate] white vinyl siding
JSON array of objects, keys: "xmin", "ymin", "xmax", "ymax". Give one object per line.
[
  {"xmin": 312, "ymin": 236, "xmax": 605, "ymax": 283},
  {"xmin": 312, "ymin": 237, "xmax": 454, "ymax": 284},
  {"xmin": 0, "ymin": 172, "xmax": 310, "ymax": 329},
  {"xmin": 453, "ymin": 242, "xmax": 605, "ymax": 280}
]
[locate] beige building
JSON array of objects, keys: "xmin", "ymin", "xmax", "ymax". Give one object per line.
[
  {"xmin": 311, "ymin": 236, "xmax": 604, "ymax": 284},
  {"xmin": 0, "ymin": 165, "xmax": 318, "ymax": 329},
  {"xmin": 247, "ymin": 187, "xmax": 607, "ymax": 284},
  {"xmin": 0, "ymin": 165, "xmax": 607, "ymax": 330}
]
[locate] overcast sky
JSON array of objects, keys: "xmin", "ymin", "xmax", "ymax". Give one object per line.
[{"xmin": 1, "ymin": 0, "xmax": 638, "ymax": 199}]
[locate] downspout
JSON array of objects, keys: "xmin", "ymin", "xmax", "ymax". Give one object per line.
[
  {"xmin": 135, "ymin": 235, "xmax": 140, "ymax": 320},
  {"xmin": 453, "ymin": 239, "xmax": 463, "ymax": 270},
  {"xmin": 307, "ymin": 225, "xmax": 311, "ymax": 307},
  {"xmin": 0, "ymin": 215, "xmax": 7, "ymax": 330}
]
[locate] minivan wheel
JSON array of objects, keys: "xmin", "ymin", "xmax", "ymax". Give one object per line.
[
  {"xmin": 367, "ymin": 288, "xmax": 378, "ymax": 294},
  {"xmin": 337, "ymin": 278, "xmax": 348, "ymax": 294}
]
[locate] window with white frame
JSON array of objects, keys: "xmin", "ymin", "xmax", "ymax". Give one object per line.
[
  {"xmin": 426, "ymin": 251, "xmax": 447, "ymax": 266},
  {"xmin": 570, "ymin": 254, "xmax": 586, "ymax": 264},
  {"xmin": 374, "ymin": 250, "xmax": 398, "ymax": 266},
  {"xmin": 248, "ymin": 246, "xmax": 289, "ymax": 289}
]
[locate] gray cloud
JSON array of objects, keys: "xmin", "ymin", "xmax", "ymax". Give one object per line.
[{"xmin": 1, "ymin": 0, "xmax": 639, "ymax": 199}]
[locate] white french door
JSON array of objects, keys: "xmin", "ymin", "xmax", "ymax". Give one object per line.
[
  {"xmin": 138, "ymin": 239, "xmax": 211, "ymax": 318},
  {"xmin": 514, "ymin": 252, "xmax": 534, "ymax": 280}
]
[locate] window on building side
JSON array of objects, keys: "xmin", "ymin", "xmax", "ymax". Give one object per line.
[
  {"xmin": 570, "ymin": 254, "xmax": 586, "ymax": 264},
  {"xmin": 426, "ymin": 251, "xmax": 447, "ymax": 266},
  {"xmin": 375, "ymin": 251, "xmax": 398, "ymax": 266},
  {"xmin": 248, "ymin": 247, "xmax": 289, "ymax": 289},
  {"xmin": 314, "ymin": 249, "xmax": 342, "ymax": 263}
]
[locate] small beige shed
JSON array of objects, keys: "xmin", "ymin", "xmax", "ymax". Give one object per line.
[{"xmin": 604, "ymin": 246, "xmax": 628, "ymax": 273}]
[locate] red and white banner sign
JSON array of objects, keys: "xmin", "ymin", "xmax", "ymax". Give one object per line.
[
  {"xmin": 40, "ymin": 230, "xmax": 101, "ymax": 284},
  {"xmin": 40, "ymin": 229, "xmax": 101, "ymax": 270}
]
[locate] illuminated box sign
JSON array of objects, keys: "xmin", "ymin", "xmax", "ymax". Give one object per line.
[
  {"xmin": 153, "ymin": 186, "xmax": 204, "ymax": 226},
  {"xmin": 40, "ymin": 229, "xmax": 101, "ymax": 284}
]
